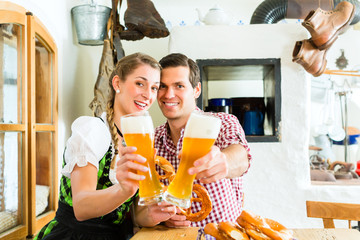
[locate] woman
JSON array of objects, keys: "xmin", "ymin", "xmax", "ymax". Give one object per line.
[{"xmin": 35, "ymin": 53, "xmax": 176, "ymax": 240}]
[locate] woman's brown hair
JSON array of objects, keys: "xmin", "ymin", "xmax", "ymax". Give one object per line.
[{"xmin": 106, "ymin": 52, "xmax": 161, "ymax": 168}]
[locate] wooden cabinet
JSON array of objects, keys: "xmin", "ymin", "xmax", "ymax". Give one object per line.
[{"xmin": 0, "ymin": 2, "xmax": 58, "ymax": 239}]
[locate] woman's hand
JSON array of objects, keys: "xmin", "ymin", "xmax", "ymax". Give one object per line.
[
  {"xmin": 135, "ymin": 201, "xmax": 177, "ymax": 227},
  {"xmin": 116, "ymin": 146, "xmax": 148, "ymax": 195},
  {"xmin": 164, "ymin": 207, "xmax": 192, "ymax": 228},
  {"xmin": 147, "ymin": 202, "xmax": 177, "ymax": 225}
]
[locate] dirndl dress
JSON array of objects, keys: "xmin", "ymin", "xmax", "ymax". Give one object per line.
[{"xmin": 34, "ymin": 145, "xmax": 137, "ymax": 240}]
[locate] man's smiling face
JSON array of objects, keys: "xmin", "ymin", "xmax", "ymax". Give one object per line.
[{"xmin": 157, "ymin": 66, "xmax": 201, "ymax": 122}]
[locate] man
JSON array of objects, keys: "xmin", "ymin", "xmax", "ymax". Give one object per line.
[{"xmin": 155, "ymin": 53, "xmax": 252, "ymax": 227}]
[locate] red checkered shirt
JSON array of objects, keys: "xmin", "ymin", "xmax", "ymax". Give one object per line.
[{"xmin": 155, "ymin": 109, "xmax": 252, "ymax": 227}]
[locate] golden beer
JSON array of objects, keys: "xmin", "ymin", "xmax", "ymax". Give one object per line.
[
  {"xmin": 123, "ymin": 133, "xmax": 163, "ymax": 198},
  {"xmin": 121, "ymin": 111, "xmax": 163, "ymax": 205},
  {"xmin": 166, "ymin": 137, "xmax": 216, "ymax": 199},
  {"xmin": 164, "ymin": 112, "xmax": 221, "ymax": 208}
]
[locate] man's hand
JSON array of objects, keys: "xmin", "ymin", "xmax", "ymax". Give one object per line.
[
  {"xmin": 187, "ymin": 145, "xmax": 228, "ymax": 184},
  {"xmin": 164, "ymin": 207, "xmax": 192, "ymax": 228}
]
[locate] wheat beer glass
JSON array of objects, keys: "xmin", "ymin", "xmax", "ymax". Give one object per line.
[
  {"xmin": 120, "ymin": 111, "xmax": 163, "ymax": 205},
  {"xmin": 164, "ymin": 112, "xmax": 221, "ymax": 208}
]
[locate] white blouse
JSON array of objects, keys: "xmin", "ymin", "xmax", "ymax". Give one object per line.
[{"xmin": 61, "ymin": 113, "xmax": 114, "ymax": 181}]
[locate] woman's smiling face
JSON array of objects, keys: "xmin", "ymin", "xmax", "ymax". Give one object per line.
[{"xmin": 115, "ymin": 64, "xmax": 160, "ymax": 115}]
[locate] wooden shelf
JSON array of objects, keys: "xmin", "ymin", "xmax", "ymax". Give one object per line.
[{"xmin": 312, "ymin": 179, "xmax": 360, "ymax": 185}]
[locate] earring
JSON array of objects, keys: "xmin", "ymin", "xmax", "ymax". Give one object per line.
[{"xmin": 116, "ymin": 89, "xmax": 120, "ymax": 93}]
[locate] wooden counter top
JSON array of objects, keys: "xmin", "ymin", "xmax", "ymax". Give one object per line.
[
  {"xmin": 293, "ymin": 228, "xmax": 360, "ymax": 240},
  {"xmin": 130, "ymin": 225, "xmax": 200, "ymax": 240},
  {"xmin": 130, "ymin": 225, "xmax": 360, "ymax": 240}
]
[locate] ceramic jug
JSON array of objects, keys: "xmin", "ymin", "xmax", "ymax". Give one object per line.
[{"xmin": 243, "ymin": 110, "xmax": 264, "ymax": 135}]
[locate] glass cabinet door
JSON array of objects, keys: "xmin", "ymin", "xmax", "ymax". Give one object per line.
[
  {"xmin": 0, "ymin": 132, "xmax": 24, "ymax": 232},
  {"xmin": 35, "ymin": 37, "xmax": 53, "ymax": 124},
  {"xmin": 35, "ymin": 131, "xmax": 54, "ymax": 216},
  {"xmin": 1, "ymin": 24, "xmax": 23, "ymax": 124},
  {"xmin": 34, "ymin": 36, "xmax": 55, "ymax": 219},
  {"xmin": 28, "ymin": 14, "xmax": 58, "ymax": 236},
  {"xmin": 0, "ymin": 3, "xmax": 27, "ymax": 239}
]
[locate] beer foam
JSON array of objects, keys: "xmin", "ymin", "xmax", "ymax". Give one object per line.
[
  {"xmin": 120, "ymin": 115, "xmax": 154, "ymax": 134},
  {"xmin": 184, "ymin": 112, "xmax": 221, "ymax": 139}
]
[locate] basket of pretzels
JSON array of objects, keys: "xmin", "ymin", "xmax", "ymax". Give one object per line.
[{"xmin": 203, "ymin": 210, "xmax": 297, "ymax": 240}]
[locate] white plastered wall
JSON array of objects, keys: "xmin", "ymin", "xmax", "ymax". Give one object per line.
[{"xmin": 5, "ymin": 0, "xmax": 360, "ymax": 228}]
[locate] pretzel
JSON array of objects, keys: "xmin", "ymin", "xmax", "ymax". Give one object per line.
[
  {"xmin": 219, "ymin": 221, "xmax": 250, "ymax": 240},
  {"xmin": 237, "ymin": 217, "xmax": 271, "ymax": 240},
  {"xmin": 178, "ymin": 184, "xmax": 212, "ymax": 222},
  {"xmin": 236, "ymin": 210, "xmax": 294, "ymax": 240},
  {"xmin": 155, "ymin": 156, "xmax": 175, "ymax": 184},
  {"xmin": 155, "ymin": 156, "xmax": 212, "ymax": 222},
  {"xmin": 218, "ymin": 221, "xmax": 250, "ymax": 240},
  {"xmin": 204, "ymin": 221, "xmax": 250, "ymax": 240},
  {"xmin": 204, "ymin": 223, "xmax": 228, "ymax": 240}
]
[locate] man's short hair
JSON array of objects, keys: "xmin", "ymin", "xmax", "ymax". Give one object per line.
[{"xmin": 159, "ymin": 53, "xmax": 200, "ymax": 88}]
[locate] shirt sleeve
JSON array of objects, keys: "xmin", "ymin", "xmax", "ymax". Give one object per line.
[
  {"xmin": 61, "ymin": 116, "xmax": 111, "ymax": 178},
  {"xmin": 215, "ymin": 113, "xmax": 252, "ymax": 173},
  {"xmin": 216, "ymin": 113, "xmax": 247, "ymax": 149}
]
